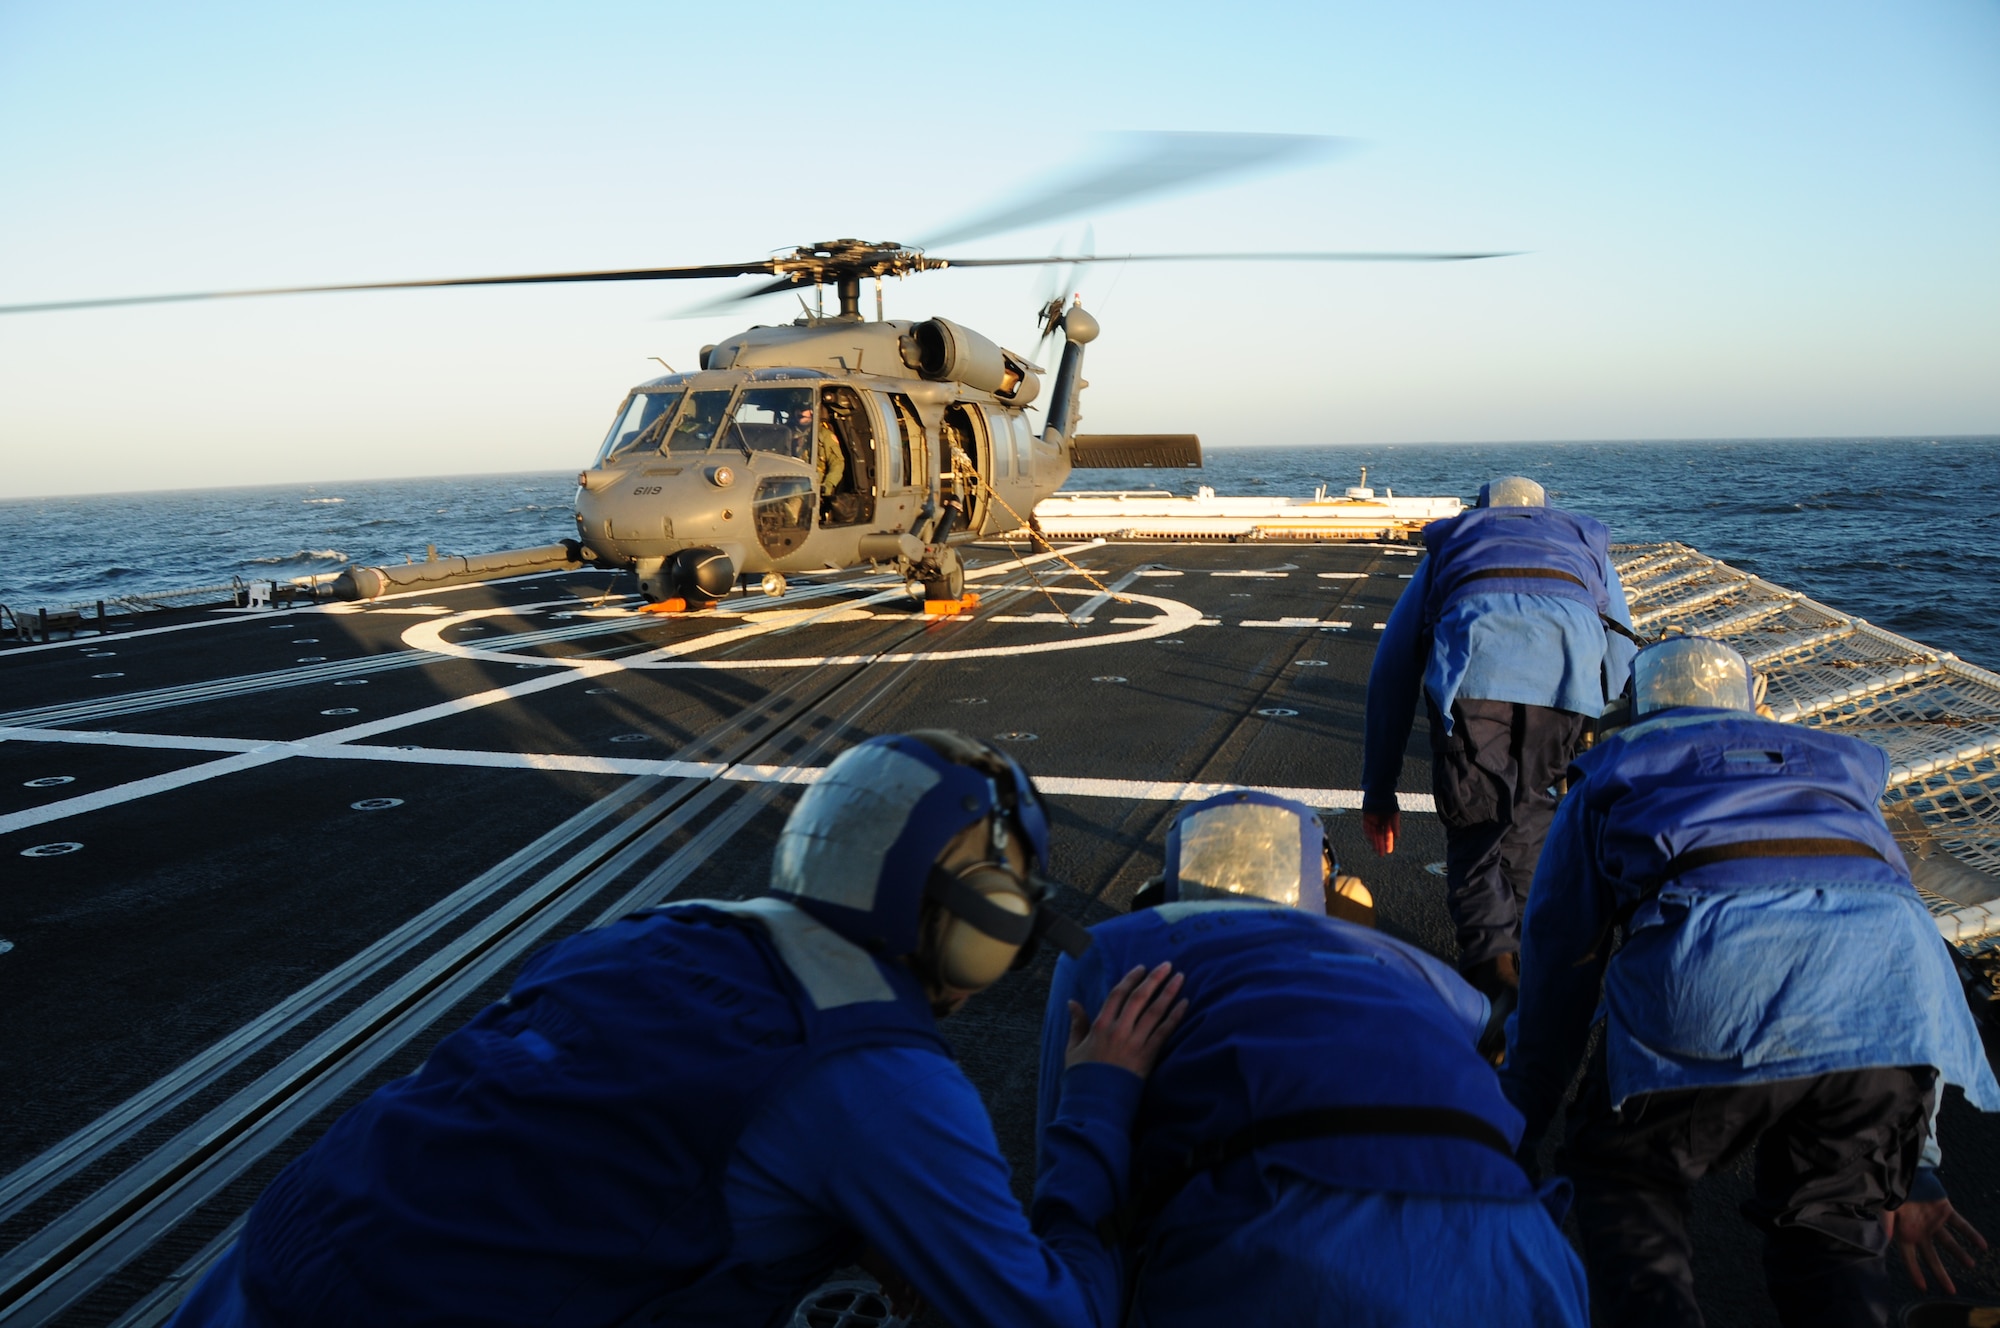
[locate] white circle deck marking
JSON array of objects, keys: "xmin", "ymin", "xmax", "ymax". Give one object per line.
[
  {"xmin": 24, "ymin": 776, "xmax": 75, "ymax": 788},
  {"xmin": 92, "ymin": 672, "xmax": 125, "ymax": 679},
  {"xmin": 1425, "ymin": 862, "xmax": 1447, "ymax": 876},
  {"xmin": 297, "ymin": 656, "xmax": 326, "ymax": 663},
  {"xmin": 993, "ymin": 732, "xmax": 1038, "ymax": 741},
  {"xmin": 1256, "ymin": 707, "xmax": 1298, "ymax": 717},
  {"xmin": 0, "ymin": 939, "xmax": 13, "ymax": 955},
  {"xmin": 293, "ymin": 638, "xmax": 319, "ymax": 644},
  {"xmin": 22, "ymin": 842, "xmax": 84, "ymax": 857},
  {"xmin": 609, "ymin": 733, "xmax": 650, "ymax": 743},
  {"xmin": 321, "ymin": 707, "xmax": 360, "ymax": 716},
  {"xmin": 334, "ymin": 679, "xmax": 368, "ymax": 686},
  {"xmin": 1295, "ymin": 660, "xmax": 1328, "ymax": 667},
  {"xmin": 1092, "ymin": 676, "xmax": 1127, "ymax": 683},
  {"xmin": 351, "ymin": 798, "xmax": 404, "ymax": 811},
  {"xmin": 950, "ymin": 697, "xmax": 987, "ymax": 705},
  {"xmin": 399, "ymin": 587, "xmax": 1202, "ymax": 673}
]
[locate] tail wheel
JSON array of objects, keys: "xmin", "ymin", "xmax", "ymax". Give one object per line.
[{"xmin": 921, "ymin": 548, "xmax": 964, "ymax": 602}]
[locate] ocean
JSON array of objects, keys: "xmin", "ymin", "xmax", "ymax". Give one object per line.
[{"xmin": 2, "ymin": 437, "xmax": 1995, "ymax": 666}]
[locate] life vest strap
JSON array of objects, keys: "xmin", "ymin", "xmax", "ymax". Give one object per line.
[
  {"xmin": 1575, "ymin": 836, "xmax": 1887, "ymax": 966},
  {"xmin": 1103, "ymin": 1105, "xmax": 1519, "ymax": 1243},
  {"xmin": 1458, "ymin": 565, "xmax": 1590, "ymax": 588}
]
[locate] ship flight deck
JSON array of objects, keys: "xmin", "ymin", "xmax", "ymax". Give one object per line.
[{"xmin": 2, "ymin": 535, "xmax": 1998, "ymax": 1325}]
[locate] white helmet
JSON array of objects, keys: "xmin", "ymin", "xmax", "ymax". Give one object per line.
[
  {"xmin": 1631, "ymin": 637, "xmax": 1756, "ymax": 717},
  {"xmin": 1478, "ymin": 476, "xmax": 1546, "ymax": 508}
]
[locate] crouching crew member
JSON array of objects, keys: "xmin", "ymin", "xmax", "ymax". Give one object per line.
[
  {"xmin": 1362, "ymin": 476, "xmax": 1638, "ymax": 1024},
  {"xmin": 1036, "ymin": 791, "xmax": 1588, "ymax": 1326},
  {"xmin": 1503, "ymin": 638, "xmax": 2000, "ymax": 1327},
  {"xmin": 169, "ymin": 731, "xmax": 1185, "ymax": 1328}
]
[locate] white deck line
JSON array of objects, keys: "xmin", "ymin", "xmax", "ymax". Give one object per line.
[
  {"xmin": 0, "ymin": 726, "xmax": 1433, "ymax": 817},
  {"xmin": 0, "ymin": 544, "xmax": 1115, "ymax": 833},
  {"xmin": 1067, "ymin": 569, "xmax": 1145, "ymax": 624}
]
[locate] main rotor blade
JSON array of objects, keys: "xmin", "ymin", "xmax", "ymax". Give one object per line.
[
  {"xmin": 939, "ymin": 250, "xmax": 1523, "ymax": 268},
  {"xmin": 0, "ymin": 261, "xmax": 780, "ymax": 316},
  {"xmin": 667, "ymin": 273, "xmax": 808, "ymax": 319},
  {"xmin": 919, "ymin": 131, "xmax": 1352, "ymax": 250}
]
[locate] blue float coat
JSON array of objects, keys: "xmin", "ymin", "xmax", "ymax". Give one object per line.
[
  {"xmin": 1501, "ymin": 710, "xmax": 2000, "ymax": 1151},
  {"xmin": 1037, "ymin": 903, "xmax": 1586, "ymax": 1326},
  {"xmin": 1362, "ymin": 510, "xmax": 1637, "ymax": 814},
  {"xmin": 176, "ymin": 899, "xmax": 1135, "ymax": 1328}
]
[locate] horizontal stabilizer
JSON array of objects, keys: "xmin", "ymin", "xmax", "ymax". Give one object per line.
[{"xmin": 1070, "ymin": 434, "xmax": 1203, "ymax": 469}]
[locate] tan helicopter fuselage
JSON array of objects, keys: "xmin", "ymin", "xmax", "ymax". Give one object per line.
[{"xmin": 571, "ymin": 316, "xmax": 1073, "ymax": 600}]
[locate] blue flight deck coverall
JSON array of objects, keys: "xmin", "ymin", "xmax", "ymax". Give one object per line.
[
  {"xmin": 1037, "ymin": 901, "xmax": 1587, "ymax": 1326},
  {"xmin": 1363, "ymin": 505, "xmax": 1638, "ymax": 972},
  {"xmin": 169, "ymin": 899, "xmax": 1138, "ymax": 1328},
  {"xmin": 1503, "ymin": 709, "xmax": 2000, "ymax": 1326}
]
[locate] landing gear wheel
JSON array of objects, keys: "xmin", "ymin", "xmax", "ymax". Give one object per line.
[{"xmin": 921, "ymin": 549, "xmax": 964, "ymax": 602}]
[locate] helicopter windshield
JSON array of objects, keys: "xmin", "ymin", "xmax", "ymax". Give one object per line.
[
  {"xmin": 722, "ymin": 387, "xmax": 814, "ymax": 459},
  {"xmin": 667, "ymin": 390, "xmax": 735, "ymax": 453},
  {"xmin": 597, "ymin": 390, "xmax": 685, "ymax": 463}
]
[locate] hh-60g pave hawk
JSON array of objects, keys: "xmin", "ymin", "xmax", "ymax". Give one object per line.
[{"xmin": 0, "ymin": 132, "xmax": 1516, "ymax": 613}]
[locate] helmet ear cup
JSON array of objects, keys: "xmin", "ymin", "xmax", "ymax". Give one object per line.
[{"xmin": 935, "ymin": 866, "xmax": 1033, "ymax": 991}]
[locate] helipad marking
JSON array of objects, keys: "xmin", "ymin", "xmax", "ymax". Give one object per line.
[
  {"xmin": 1068, "ymin": 568, "xmax": 1145, "ymax": 623},
  {"xmin": 399, "ymin": 577, "xmax": 1200, "ymax": 673},
  {"xmin": 0, "ymin": 548, "xmax": 1099, "ymax": 829},
  {"xmin": 0, "ymin": 724, "xmax": 1439, "ymax": 815}
]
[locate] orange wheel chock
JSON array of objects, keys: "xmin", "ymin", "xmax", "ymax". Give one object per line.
[
  {"xmin": 923, "ymin": 593, "xmax": 981, "ymax": 617},
  {"xmin": 640, "ymin": 597, "xmax": 687, "ymax": 615}
]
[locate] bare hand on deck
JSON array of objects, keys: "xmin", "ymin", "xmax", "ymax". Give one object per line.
[
  {"xmin": 1066, "ymin": 962, "xmax": 1188, "ymax": 1077},
  {"xmin": 1883, "ymin": 1196, "xmax": 1989, "ymax": 1295},
  {"xmin": 1364, "ymin": 810, "xmax": 1399, "ymax": 856}
]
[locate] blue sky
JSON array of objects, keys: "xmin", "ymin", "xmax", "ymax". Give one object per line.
[{"xmin": 1, "ymin": 0, "xmax": 1995, "ymax": 497}]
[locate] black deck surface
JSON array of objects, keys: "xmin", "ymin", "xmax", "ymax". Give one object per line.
[{"xmin": 2, "ymin": 541, "xmax": 1995, "ymax": 1326}]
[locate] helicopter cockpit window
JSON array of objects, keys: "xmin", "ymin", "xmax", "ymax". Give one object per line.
[
  {"xmin": 596, "ymin": 390, "xmax": 686, "ymax": 463},
  {"xmin": 723, "ymin": 387, "xmax": 814, "ymax": 459},
  {"xmin": 667, "ymin": 389, "xmax": 734, "ymax": 453}
]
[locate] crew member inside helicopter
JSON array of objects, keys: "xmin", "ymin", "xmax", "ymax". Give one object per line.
[
  {"xmin": 1036, "ymin": 792, "xmax": 1587, "ymax": 1327},
  {"xmin": 1503, "ymin": 637, "xmax": 1999, "ymax": 1326},
  {"xmin": 806, "ymin": 401, "xmax": 845, "ymax": 499},
  {"xmin": 166, "ymin": 731, "xmax": 1187, "ymax": 1328}
]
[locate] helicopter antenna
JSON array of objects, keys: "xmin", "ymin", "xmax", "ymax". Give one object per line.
[
  {"xmin": 649, "ymin": 357, "xmax": 675, "ymax": 372},
  {"xmin": 875, "ymin": 275, "xmax": 884, "ymax": 322},
  {"xmin": 797, "ymin": 293, "xmax": 813, "ymax": 320}
]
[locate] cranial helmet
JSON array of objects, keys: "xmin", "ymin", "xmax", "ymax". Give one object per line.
[
  {"xmin": 1142, "ymin": 790, "xmax": 1332, "ymax": 912},
  {"xmin": 1631, "ymin": 636, "xmax": 1756, "ymax": 717},
  {"xmin": 1477, "ymin": 476, "xmax": 1547, "ymax": 508},
  {"xmin": 769, "ymin": 730, "xmax": 1085, "ymax": 991}
]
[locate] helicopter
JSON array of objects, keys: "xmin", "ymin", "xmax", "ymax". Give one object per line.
[{"xmin": 0, "ymin": 134, "xmax": 1517, "ymax": 610}]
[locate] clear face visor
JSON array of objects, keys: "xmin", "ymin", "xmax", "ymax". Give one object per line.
[
  {"xmin": 1171, "ymin": 803, "xmax": 1312, "ymax": 906},
  {"xmin": 1632, "ymin": 637, "xmax": 1756, "ymax": 716}
]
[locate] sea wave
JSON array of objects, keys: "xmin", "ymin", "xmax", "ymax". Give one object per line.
[{"xmin": 243, "ymin": 549, "xmax": 349, "ymax": 567}]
